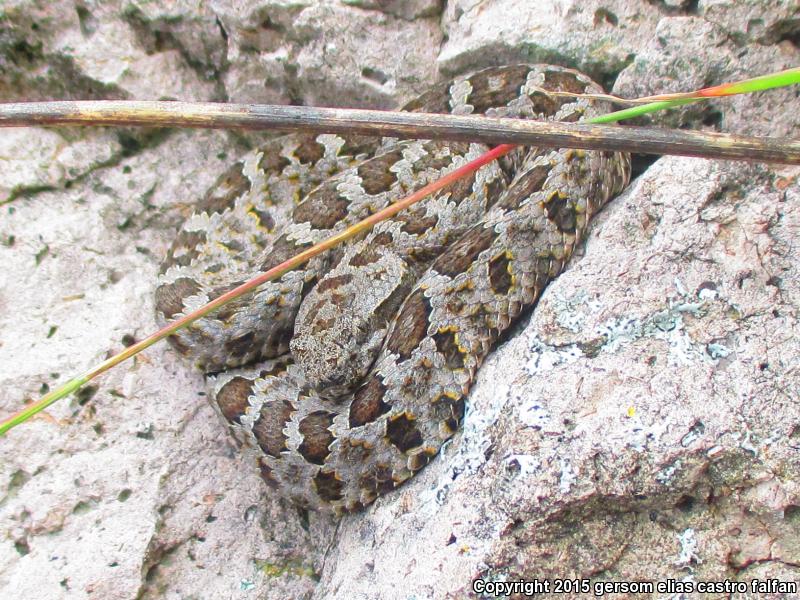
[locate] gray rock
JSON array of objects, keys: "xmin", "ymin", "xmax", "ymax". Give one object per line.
[
  {"xmin": 439, "ymin": 0, "xmax": 663, "ymax": 82},
  {"xmin": 341, "ymin": 0, "xmax": 442, "ymax": 21},
  {"xmin": 213, "ymin": 0, "xmax": 441, "ymax": 107},
  {"xmin": 0, "ymin": 0, "xmax": 797, "ymax": 598},
  {"xmin": 613, "ymin": 15, "xmax": 800, "ymax": 136}
]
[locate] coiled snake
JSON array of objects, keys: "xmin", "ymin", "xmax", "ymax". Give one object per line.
[{"xmin": 154, "ymin": 64, "xmax": 631, "ymax": 514}]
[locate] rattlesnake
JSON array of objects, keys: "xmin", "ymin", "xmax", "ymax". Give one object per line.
[{"xmin": 154, "ymin": 64, "xmax": 631, "ymax": 514}]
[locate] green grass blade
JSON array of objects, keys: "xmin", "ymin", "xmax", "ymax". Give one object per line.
[
  {"xmin": 0, "ymin": 376, "xmax": 89, "ymax": 434},
  {"xmin": 698, "ymin": 67, "xmax": 800, "ymax": 97},
  {"xmin": 587, "ymin": 98, "xmax": 698, "ymax": 124}
]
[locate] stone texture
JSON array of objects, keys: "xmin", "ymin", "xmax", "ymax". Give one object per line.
[
  {"xmin": 613, "ymin": 14, "xmax": 799, "ymax": 136},
  {"xmin": 439, "ymin": 0, "xmax": 664, "ymax": 83},
  {"xmin": 0, "ymin": 0, "xmax": 798, "ymax": 599},
  {"xmin": 213, "ymin": 0, "xmax": 441, "ymax": 107},
  {"xmin": 341, "ymin": 0, "xmax": 442, "ymax": 21}
]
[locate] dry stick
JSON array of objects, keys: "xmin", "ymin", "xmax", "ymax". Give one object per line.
[{"xmin": 1, "ymin": 100, "xmax": 799, "ymax": 164}]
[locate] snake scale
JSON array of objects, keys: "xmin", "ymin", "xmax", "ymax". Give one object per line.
[{"xmin": 154, "ymin": 64, "xmax": 631, "ymax": 514}]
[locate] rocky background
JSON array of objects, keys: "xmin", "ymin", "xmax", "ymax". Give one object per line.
[{"xmin": 0, "ymin": 1, "xmax": 798, "ymax": 598}]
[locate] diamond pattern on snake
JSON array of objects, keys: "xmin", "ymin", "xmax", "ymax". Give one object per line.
[{"xmin": 154, "ymin": 64, "xmax": 631, "ymax": 514}]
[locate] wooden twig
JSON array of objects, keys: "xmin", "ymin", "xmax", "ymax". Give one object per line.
[{"xmin": 1, "ymin": 100, "xmax": 798, "ymax": 165}]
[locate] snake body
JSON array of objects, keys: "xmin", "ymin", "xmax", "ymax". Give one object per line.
[{"xmin": 155, "ymin": 65, "xmax": 631, "ymax": 514}]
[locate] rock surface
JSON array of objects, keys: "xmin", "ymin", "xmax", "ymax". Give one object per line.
[{"xmin": 0, "ymin": 1, "xmax": 798, "ymax": 599}]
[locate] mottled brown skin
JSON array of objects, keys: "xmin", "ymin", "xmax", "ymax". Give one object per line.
[{"xmin": 155, "ymin": 65, "xmax": 631, "ymax": 514}]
